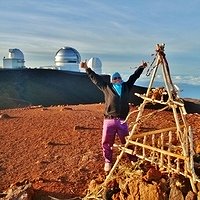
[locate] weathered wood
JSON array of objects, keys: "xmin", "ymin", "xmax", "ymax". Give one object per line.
[
  {"xmin": 160, "ymin": 132, "xmax": 164, "ymax": 167},
  {"xmin": 151, "ymin": 134, "xmax": 155, "ymax": 164},
  {"xmin": 128, "ymin": 140, "xmax": 188, "ymax": 160},
  {"xmin": 130, "ymin": 126, "xmax": 184, "ymax": 139},
  {"xmin": 168, "ymin": 131, "xmax": 172, "ymax": 170},
  {"xmin": 135, "ymin": 93, "xmax": 185, "ymax": 107},
  {"xmin": 189, "ymin": 126, "xmax": 198, "ymax": 193},
  {"xmin": 143, "ymin": 135, "xmax": 147, "ymax": 157}
]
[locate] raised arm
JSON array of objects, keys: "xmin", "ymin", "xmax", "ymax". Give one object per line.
[
  {"xmin": 80, "ymin": 61, "xmax": 107, "ymax": 90},
  {"xmin": 126, "ymin": 61, "xmax": 147, "ymax": 88}
]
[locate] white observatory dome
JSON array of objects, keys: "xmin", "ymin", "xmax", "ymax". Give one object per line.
[
  {"xmin": 87, "ymin": 57, "xmax": 102, "ymax": 74},
  {"xmin": 2, "ymin": 48, "xmax": 25, "ymax": 69},
  {"xmin": 8, "ymin": 48, "xmax": 24, "ymax": 60},
  {"xmin": 55, "ymin": 47, "xmax": 81, "ymax": 71}
]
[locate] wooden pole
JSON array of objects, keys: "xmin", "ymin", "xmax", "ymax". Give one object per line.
[{"xmin": 188, "ymin": 126, "xmax": 197, "ymax": 193}]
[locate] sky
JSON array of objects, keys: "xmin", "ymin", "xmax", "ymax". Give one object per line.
[{"xmin": 0, "ymin": 0, "xmax": 200, "ymax": 98}]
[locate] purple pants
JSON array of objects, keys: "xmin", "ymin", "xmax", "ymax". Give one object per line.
[{"xmin": 102, "ymin": 118, "xmax": 128, "ymax": 163}]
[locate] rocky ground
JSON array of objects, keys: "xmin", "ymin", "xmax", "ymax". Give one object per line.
[{"xmin": 0, "ymin": 103, "xmax": 200, "ymax": 200}]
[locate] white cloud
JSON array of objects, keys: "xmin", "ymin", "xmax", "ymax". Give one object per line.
[{"xmin": 173, "ymin": 75, "xmax": 200, "ymax": 86}]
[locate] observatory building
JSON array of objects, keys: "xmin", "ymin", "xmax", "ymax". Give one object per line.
[
  {"xmin": 2, "ymin": 48, "xmax": 25, "ymax": 69},
  {"xmin": 87, "ymin": 57, "xmax": 102, "ymax": 74},
  {"xmin": 1, "ymin": 46, "xmax": 103, "ymax": 74},
  {"xmin": 55, "ymin": 47, "xmax": 81, "ymax": 71}
]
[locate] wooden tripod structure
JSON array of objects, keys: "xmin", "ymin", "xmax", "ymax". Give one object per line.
[{"xmin": 83, "ymin": 44, "xmax": 199, "ymax": 199}]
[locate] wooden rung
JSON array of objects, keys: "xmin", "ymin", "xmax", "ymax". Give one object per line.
[
  {"xmin": 151, "ymin": 134, "xmax": 155, "ymax": 164},
  {"xmin": 134, "ymin": 93, "xmax": 167, "ymax": 105},
  {"xmin": 143, "ymin": 136, "xmax": 146, "ymax": 157},
  {"xmin": 160, "ymin": 133, "xmax": 164, "ymax": 166},
  {"xmin": 133, "ymin": 138, "xmax": 139, "ymax": 154},
  {"xmin": 135, "ymin": 93, "xmax": 185, "ymax": 108},
  {"xmin": 167, "ymin": 155, "xmax": 171, "ymax": 169},
  {"xmin": 113, "ymin": 144, "xmax": 134, "ymax": 155},
  {"xmin": 170, "ymin": 100, "xmax": 185, "ymax": 107},
  {"xmin": 130, "ymin": 126, "xmax": 184, "ymax": 139},
  {"xmin": 128, "ymin": 140, "xmax": 188, "ymax": 160}
]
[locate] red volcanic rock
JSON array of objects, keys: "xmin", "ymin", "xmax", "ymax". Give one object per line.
[{"xmin": 0, "ymin": 103, "xmax": 199, "ymax": 199}]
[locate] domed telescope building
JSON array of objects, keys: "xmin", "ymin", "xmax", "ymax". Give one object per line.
[
  {"xmin": 55, "ymin": 47, "xmax": 81, "ymax": 71},
  {"xmin": 87, "ymin": 57, "xmax": 102, "ymax": 74},
  {"xmin": 3, "ymin": 48, "xmax": 25, "ymax": 69}
]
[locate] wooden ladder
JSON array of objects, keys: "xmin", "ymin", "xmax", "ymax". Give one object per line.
[
  {"xmin": 83, "ymin": 44, "xmax": 199, "ymax": 199},
  {"xmin": 104, "ymin": 44, "xmax": 198, "ymax": 193}
]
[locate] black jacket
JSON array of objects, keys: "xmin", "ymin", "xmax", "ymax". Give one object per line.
[{"xmin": 86, "ymin": 67, "xmax": 144, "ymax": 119}]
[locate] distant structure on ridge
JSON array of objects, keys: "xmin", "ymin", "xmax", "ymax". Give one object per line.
[
  {"xmin": 87, "ymin": 57, "xmax": 102, "ymax": 74},
  {"xmin": 55, "ymin": 47, "xmax": 81, "ymax": 71},
  {"xmin": 1, "ymin": 46, "xmax": 103, "ymax": 74},
  {"xmin": 2, "ymin": 48, "xmax": 25, "ymax": 69}
]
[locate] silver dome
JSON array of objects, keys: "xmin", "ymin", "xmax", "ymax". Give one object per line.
[
  {"xmin": 55, "ymin": 47, "xmax": 81, "ymax": 64},
  {"xmin": 8, "ymin": 48, "xmax": 24, "ymax": 60}
]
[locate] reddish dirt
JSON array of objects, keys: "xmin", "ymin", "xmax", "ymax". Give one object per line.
[{"xmin": 0, "ymin": 103, "xmax": 200, "ymax": 199}]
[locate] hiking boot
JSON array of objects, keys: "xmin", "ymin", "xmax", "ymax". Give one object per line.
[{"xmin": 104, "ymin": 162, "xmax": 112, "ymax": 173}]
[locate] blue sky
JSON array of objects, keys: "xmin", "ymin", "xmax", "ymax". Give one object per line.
[{"xmin": 0, "ymin": 0, "xmax": 200, "ymax": 98}]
